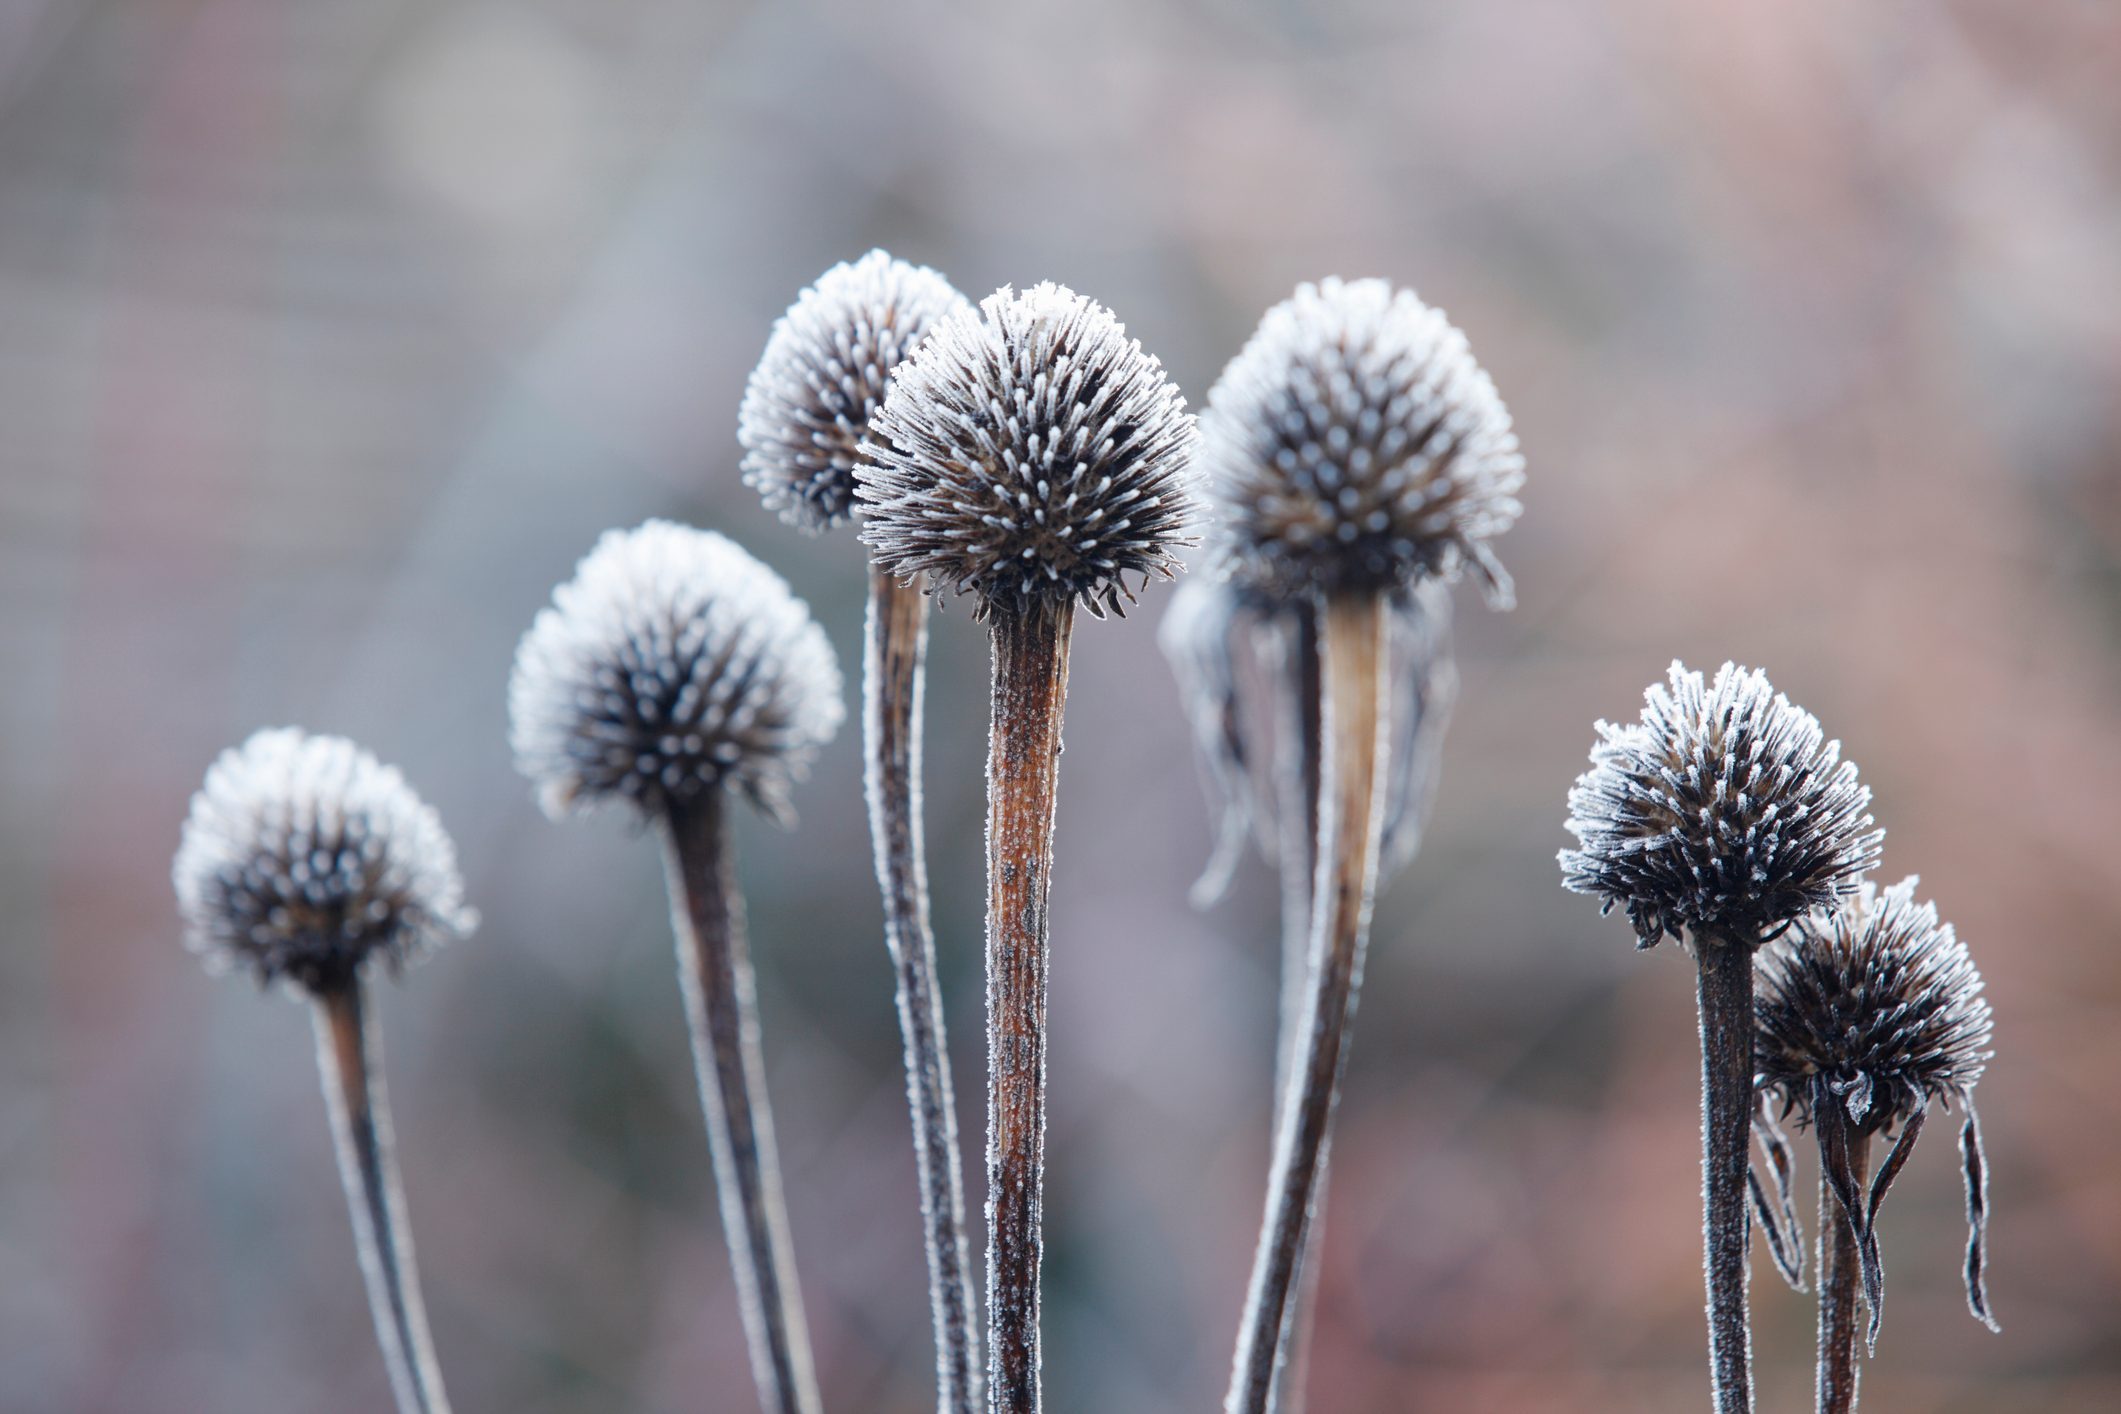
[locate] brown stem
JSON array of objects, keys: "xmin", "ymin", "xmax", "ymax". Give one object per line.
[
  {"xmin": 662, "ymin": 794, "xmax": 821, "ymax": 1414},
  {"xmin": 982, "ymin": 597, "xmax": 1075, "ymax": 1414},
  {"xmin": 312, "ymin": 981, "xmax": 453, "ymax": 1414},
  {"xmin": 1696, "ymin": 937, "xmax": 1757, "ymax": 1414},
  {"xmin": 1269, "ymin": 601, "xmax": 1324, "ymax": 1414},
  {"xmin": 1227, "ymin": 592, "xmax": 1388, "ymax": 1414},
  {"xmin": 1817, "ymin": 1129, "xmax": 1872, "ymax": 1414},
  {"xmin": 866, "ymin": 565, "xmax": 981, "ymax": 1414}
]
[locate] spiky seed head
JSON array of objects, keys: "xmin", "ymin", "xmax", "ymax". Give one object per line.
[
  {"xmin": 1757, "ymin": 877, "xmax": 1993, "ymax": 1131},
  {"xmin": 1199, "ymin": 277, "xmax": 1524, "ymax": 606},
  {"xmin": 855, "ymin": 281, "xmax": 1196, "ymax": 619},
  {"xmin": 1558, "ymin": 661, "xmax": 1882, "ymax": 949},
  {"xmin": 509, "ymin": 520, "xmax": 844, "ymax": 823},
  {"xmin": 739, "ymin": 251, "xmax": 970, "ymax": 534},
  {"xmin": 173, "ymin": 728, "xmax": 476, "ymax": 994}
]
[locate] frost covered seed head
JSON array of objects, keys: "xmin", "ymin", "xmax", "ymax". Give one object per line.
[
  {"xmin": 509, "ymin": 521, "xmax": 844, "ymax": 823},
  {"xmin": 855, "ymin": 282, "xmax": 1196, "ymax": 619},
  {"xmin": 1757, "ymin": 877, "xmax": 1992, "ymax": 1132},
  {"xmin": 739, "ymin": 251, "xmax": 970, "ymax": 533},
  {"xmin": 1558, "ymin": 661, "xmax": 1882, "ymax": 948},
  {"xmin": 173, "ymin": 729, "xmax": 475, "ymax": 994},
  {"xmin": 1756, "ymin": 877, "xmax": 2000, "ymax": 1339},
  {"xmin": 1200, "ymin": 277, "xmax": 1523, "ymax": 605}
]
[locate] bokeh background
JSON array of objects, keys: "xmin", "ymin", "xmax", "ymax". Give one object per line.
[{"xmin": 4, "ymin": 1, "xmax": 2119, "ymax": 1410}]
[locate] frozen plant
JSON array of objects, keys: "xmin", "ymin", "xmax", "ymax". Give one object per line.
[
  {"xmin": 174, "ymin": 728, "xmax": 476, "ymax": 1414},
  {"xmin": 510, "ymin": 520, "xmax": 843, "ymax": 1414}
]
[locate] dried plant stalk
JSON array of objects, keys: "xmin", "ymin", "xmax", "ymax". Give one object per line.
[
  {"xmin": 313, "ymin": 983, "xmax": 454, "ymax": 1414},
  {"xmin": 1696, "ymin": 937, "xmax": 1757, "ymax": 1414},
  {"xmin": 983, "ymin": 597, "xmax": 1075, "ymax": 1414},
  {"xmin": 1817, "ymin": 1132, "xmax": 1872, "ymax": 1413},
  {"xmin": 662, "ymin": 794, "xmax": 821, "ymax": 1414},
  {"xmin": 867, "ymin": 563, "xmax": 981, "ymax": 1414},
  {"xmin": 1227, "ymin": 593, "xmax": 1387, "ymax": 1414},
  {"xmin": 1267, "ymin": 602, "xmax": 1325, "ymax": 1414}
]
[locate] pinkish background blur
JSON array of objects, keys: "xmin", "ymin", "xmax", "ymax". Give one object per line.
[{"xmin": 4, "ymin": 2, "xmax": 2118, "ymax": 1411}]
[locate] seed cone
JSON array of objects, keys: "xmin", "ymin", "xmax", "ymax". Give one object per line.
[
  {"xmin": 1559, "ymin": 660, "xmax": 1883, "ymax": 950},
  {"xmin": 1199, "ymin": 276, "xmax": 1523, "ymax": 606},
  {"xmin": 856, "ymin": 281, "xmax": 1195, "ymax": 619},
  {"xmin": 508, "ymin": 520, "xmax": 844, "ymax": 825},
  {"xmin": 1757, "ymin": 876, "xmax": 1999, "ymax": 1354},
  {"xmin": 174, "ymin": 728, "xmax": 475, "ymax": 995},
  {"xmin": 740, "ymin": 250, "xmax": 970, "ymax": 534}
]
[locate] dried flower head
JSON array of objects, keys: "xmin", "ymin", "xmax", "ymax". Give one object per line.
[
  {"xmin": 1757, "ymin": 878, "xmax": 1998, "ymax": 1341},
  {"xmin": 739, "ymin": 251, "xmax": 970, "ymax": 534},
  {"xmin": 509, "ymin": 520, "xmax": 844, "ymax": 823},
  {"xmin": 173, "ymin": 728, "xmax": 476, "ymax": 994},
  {"xmin": 855, "ymin": 282, "xmax": 1196, "ymax": 619},
  {"xmin": 1559, "ymin": 661, "xmax": 1882, "ymax": 949},
  {"xmin": 1199, "ymin": 277, "xmax": 1523, "ymax": 606}
]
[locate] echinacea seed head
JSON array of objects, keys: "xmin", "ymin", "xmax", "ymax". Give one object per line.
[
  {"xmin": 1558, "ymin": 661, "xmax": 1882, "ymax": 949},
  {"xmin": 173, "ymin": 728, "xmax": 476, "ymax": 995},
  {"xmin": 739, "ymin": 251, "xmax": 970, "ymax": 534},
  {"xmin": 509, "ymin": 520, "xmax": 844, "ymax": 824},
  {"xmin": 1200, "ymin": 277, "xmax": 1523, "ymax": 605},
  {"xmin": 855, "ymin": 282, "xmax": 1196, "ymax": 619},
  {"xmin": 1757, "ymin": 877, "xmax": 1993, "ymax": 1132}
]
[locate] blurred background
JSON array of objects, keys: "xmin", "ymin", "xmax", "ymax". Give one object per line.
[{"xmin": 4, "ymin": 1, "xmax": 2118, "ymax": 1410}]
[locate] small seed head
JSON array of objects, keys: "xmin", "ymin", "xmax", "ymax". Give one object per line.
[
  {"xmin": 1559, "ymin": 661, "xmax": 1882, "ymax": 949},
  {"xmin": 739, "ymin": 251, "xmax": 970, "ymax": 533},
  {"xmin": 509, "ymin": 520, "xmax": 844, "ymax": 823},
  {"xmin": 1200, "ymin": 277, "xmax": 1523, "ymax": 605},
  {"xmin": 855, "ymin": 282, "xmax": 1196, "ymax": 619},
  {"xmin": 173, "ymin": 728, "xmax": 476, "ymax": 994},
  {"xmin": 1757, "ymin": 877, "xmax": 1993, "ymax": 1131}
]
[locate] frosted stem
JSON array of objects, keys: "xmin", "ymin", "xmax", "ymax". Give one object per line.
[
  {"xmin": 1227, "ymin": 592, "xmax": 1388, "ymax": 1414},
  {"xmin": 982, "ymin": 598, "xmax": 1075, "ymax": 1414},
  {"xmin": 312, "ymin": 982, "xmax": 453, "ymax": 1414},
  {"xmin": 1268, "ymin": 601, "xmax": 1325, "ymax": 1414},
  {"xmin": 662, "ymin": 795, "xmax": 822, "ymax": 1414},
  {"xmin": 866, "ymin": 565, "xmax": 981, "ymax": 1414},
  {"xmin": 1816, "ymin": 1127, "xmax": 1871, "ymax": 1413},
  {"xmin": 1696, "ymin": 938, "xmax": 1757, "ymax": 1414}
]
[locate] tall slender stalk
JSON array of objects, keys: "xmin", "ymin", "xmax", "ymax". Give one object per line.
[
  {"xmin": 662, "ymin": 793, "xmax": 822, "ymax": 1414},
  {"xmin": 1816, "ymin": 1131, "xmax": 1871, "ymax": 1413},
  {"xmin": 1228, "ymin": 593, "xmax": 1387, "ymax": 1414},
  {"xmin": 983, "ymin": 598, "xmax": 1075, "ymax": 1414},
  {"xmin": 867, "ymin": 564, "xmax": 981, "ymax": 1414},
  {"xmin": 1268, "ymin": 602, "xmax": 1324, "ymax": 1414},
  {"xmin": 1695, "ymin": 937, "xmax": 1757, "ymax": 1414},
  {"xmin": 313, "ymin": 983, "xmax": 454, "ymax": 1414}
]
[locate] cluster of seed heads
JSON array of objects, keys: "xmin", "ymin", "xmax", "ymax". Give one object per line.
[
  {"xmin": 1559, "ymin": 661, "xmax": 1883, "ymax": 949},
  {"xmin": 509, "ymin": 520, "xmax": 844, "ymax": 824},
  {"xmin": 1199, "ymin": 277, "xmax": 1523, "ymax": 605},
  {"xmin": 1757, "ymin": 876, "xmax": 1994, "ymax": 1131},
  {"xmin": 173, "ymin": 728, "xmax": 476, "ymax": 994},
  {"xmin": 856, "ymin": 282, "xmax": 1196, "ymax": 619},
  {"xmin": 739, "ymin": 251, "xmax": 971, "ymax": 534}
]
